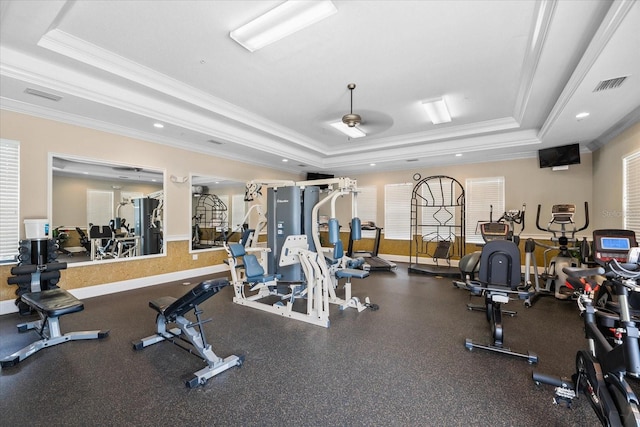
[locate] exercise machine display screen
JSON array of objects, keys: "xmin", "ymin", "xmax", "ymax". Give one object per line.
[
  {"xmin": 600, "ymin": 237, "xmax": 631, "ymax": 251},
  {"xmin": 593, "ymin": 229, "xmax": 638, "ymax": 264}
]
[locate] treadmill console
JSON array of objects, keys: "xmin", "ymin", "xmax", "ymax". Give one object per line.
[{"xmin": 592, "ymin": 229, "xmax": 638, "ymax": 265}]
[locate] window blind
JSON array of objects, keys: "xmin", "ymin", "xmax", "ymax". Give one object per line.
[
  {"xmin": 87, "ymin": 190, "xmax": 114, "ymax": 227},
  {"xmin": 384, "ymin": 183, "xmax": 412, "ymax": 240},
  {"xmin": 0, "ymin": 139, "xmax": 20, "ymax": 262},
  {"xmin": 232, "ymin": 194, "xmax": 246, "ymax": 231},
  {"xmin": 356, "ymin": 186, "xmax": 377, "ymax": 223},
  {"xmin": 624, "ymin": 151, "xmax": 640, "ymax": 234},
  {"xmin": 465, "ymin": 177, "xmax": 505, "ymax": 244}
]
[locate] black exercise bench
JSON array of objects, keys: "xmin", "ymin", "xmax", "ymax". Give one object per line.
[
  {"xmin": 132, "ymin": 278, "xmax": 242, "ymax": 388},
  {"xmin": 1, "ymin": 263, "xmax": 110, "ymax": 368}
]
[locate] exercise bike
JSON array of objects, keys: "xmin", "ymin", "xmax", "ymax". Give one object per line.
[
  {"xmin": 533, "ymin": 229, "xmax": 640, "ymax": 427},
  {"xmin": 454, "ymin": 204, "xmax": 525, "ymax": 288}
]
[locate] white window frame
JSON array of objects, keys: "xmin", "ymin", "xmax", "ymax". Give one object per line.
[
  {"xmin": 384, "ymin": 183, "xmax": 412, "ymax": 240},
  {"xmin": 465, "ymin": 177, "xmax": 505, "ymax": 244},
  {"xmin": 623, "ymin": 150, "xmax": 640, "ymax": 235},
  {"xmin": 0, "ymin": 139, "xmax": 20, "ymax": 262}
]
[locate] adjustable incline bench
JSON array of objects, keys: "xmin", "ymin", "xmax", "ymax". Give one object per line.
[
  {"xmin": 133, "ymin": 278, "xmax": 242, "ymax": 388},
  {"xmin": 1, "ymin": 262, "xmax": 109, "ymax": 368}
]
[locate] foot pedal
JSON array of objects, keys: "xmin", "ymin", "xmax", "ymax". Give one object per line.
[{"xmin": 553, "ymin": 386, "xmax": 576, "ymax": 408}]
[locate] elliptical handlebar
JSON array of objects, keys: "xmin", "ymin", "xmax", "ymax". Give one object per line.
[
  {"xmin": 535, "ymin": 204, "xmax": 545, "ymax": 233},
  {"xmin": 535, "ymin": 201, "xmax": 589, "ymax": 240},
  {"xmin": 577, "ymin": 201, "xmax": 589, "ymax": 232}
]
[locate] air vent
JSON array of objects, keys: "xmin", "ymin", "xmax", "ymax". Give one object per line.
[
  {"xmin": 406, "ymin": 158, "xmax": 419, "ymax": 162},
  {"xmin": 24, "ymin": 88, "xmax": 62, "ymax": 101},
  {"xmin": 593, "ymin": 76, "xmax": 628, "ymax": 92},
  {"xmin": 298, "ymin": 164, "xmax": 307, "ymax": 167},
  {"xmin": 207, "ymin": 139, "xmax": 225, "ymax": 145}
]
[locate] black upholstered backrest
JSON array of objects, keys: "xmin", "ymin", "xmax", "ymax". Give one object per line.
[
  {"xmin": 478, "ymin": 240, "xmax": 521, "ymax": 290},
  {"xmin": 164, "ymin": 278, "xmax": 229, "ymax": 320}
]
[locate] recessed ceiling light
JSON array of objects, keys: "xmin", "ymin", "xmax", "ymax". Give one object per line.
[
  {"xmin": 455, "ymin": 153, "xmax": 462, "ymax": 157},
  {"xmin": 370, "ymin": 163, "xmax": 376, "ymax": 166},
  {"xmin": 575, "ymin": 112, "xmax": 590, "ymax": 120},
  {"xmin": 282, "ymin": 158, "xmax": 289, "ymax": 162},
  {"xmin": 153, "ymin": 123, "xmax": 164, "ymax": 128}
]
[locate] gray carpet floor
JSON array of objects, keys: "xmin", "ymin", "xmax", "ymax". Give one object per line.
[{"xmin": 0, "ymin": 264, "xmax": 607, "ymax": 426}]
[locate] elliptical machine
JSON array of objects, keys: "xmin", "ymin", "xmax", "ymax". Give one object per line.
[
  {"xmin": 533, "ymin": 229, "xmax": 640, "ymax": 426},
  {"xmin": 525, "ymin": 203, "xmax": 589, "ymax": 305}
]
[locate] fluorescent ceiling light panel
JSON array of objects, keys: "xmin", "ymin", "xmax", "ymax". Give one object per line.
[
  {"xmin": 422, "ymin": 98, "xmax": 451, "ymax": 124},
  {"xmin": 230, "ymin": 0, "xmax": 337, "ymax": 52},
  {"xmin": 330, "ymin": 121, "xmax": 366, "ymax": 138}
]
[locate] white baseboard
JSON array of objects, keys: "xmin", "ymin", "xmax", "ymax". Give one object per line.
[{"xmin": 0, "ymin": 264, "xmax": 230, "ymax": 315}]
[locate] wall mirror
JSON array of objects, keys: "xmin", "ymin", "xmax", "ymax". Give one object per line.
[
  {"xmin": 50, "ymin": 154, "xmax": 165, "ymax": 264},
  {"xmin": 190, "ymin": 175, "xmax": 249, "ymax": 252}
]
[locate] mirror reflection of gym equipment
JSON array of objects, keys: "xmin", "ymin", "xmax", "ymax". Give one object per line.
[
  {"xmin": 50, "ymin": 155, "xmax": 164, "ymax": 263},
  {"xmin": 192, "ymin": 192, "xmax": 228, "ymax": 250}
]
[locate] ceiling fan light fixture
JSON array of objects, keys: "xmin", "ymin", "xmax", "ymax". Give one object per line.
[
  {"xmin": 230, "ymin": 0, "xmax": 337, "ymax": 52},
  {"xmin": 341, "ymin": 83, "xmax": 363, "ymax": 128},
  {"xmin": 342, "ymin": 113, "xmax": 362, "ymax": 127},
  {"xmin": 422, "ymin": 97, "xmax": 451, "ymax": 124},
  {"xmin": 330, "ymin": 121, "xmax": 366, "ymax": 138}
]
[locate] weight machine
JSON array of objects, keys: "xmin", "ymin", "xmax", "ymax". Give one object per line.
[{"xmin": 225, "ymin": 177, "xmax": 375, "ymax": 328}]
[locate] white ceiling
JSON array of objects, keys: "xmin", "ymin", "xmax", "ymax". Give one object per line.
[{"xmin": 1, "ymin": 0, "xmax": 639, "ymax": 176}]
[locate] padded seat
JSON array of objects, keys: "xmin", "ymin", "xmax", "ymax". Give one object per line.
[
  {"xmin": 149, "ymin": 279, "xmax": 227, "ymax": 321},
  {"xmin": 21, "ymin": 288, "xmax": 84, "ymax": 318},
  {"xmin": 335, "ymin": 268, "xmax": 369, "ymax": 280},
  {"xmin": 228, "ymin": 243, "xmax": 281, "ymax": 283}
]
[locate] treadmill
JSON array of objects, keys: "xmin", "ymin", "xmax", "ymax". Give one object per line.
[{"xmin": 347, "ymin": 221, "xmax": 397, "ymax": 272}]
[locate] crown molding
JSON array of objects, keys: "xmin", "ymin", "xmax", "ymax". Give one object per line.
[
  {"xmin": 513, "ymin": 0, "xmax": 556, "ymax": 122},
  {"xmin": 37, "ymin": 28, "xmax": 320, "ymax": 151},
  {"xmin": 324, "ymin": 129, "xmax": 541, "ymax": 168}
]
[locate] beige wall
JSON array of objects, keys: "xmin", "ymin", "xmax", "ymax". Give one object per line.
[
  {"xmin": 592, "ymin": 121, "xmax": 640, "ymax": 229},
  {"xmin": 333, "ymin": 153, "xmax": 594, "ymax": 238},
  {"xmin": 0, "ymin": 110, "xmax": 300, "ymax": 299}
]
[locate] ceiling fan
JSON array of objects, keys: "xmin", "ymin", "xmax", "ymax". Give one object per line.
[{"xmin": 342, "ymin": 83, "xmax": 362, "ymax": 127}]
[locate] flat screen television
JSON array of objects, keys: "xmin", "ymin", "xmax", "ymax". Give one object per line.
[{"xmin": 538, "ymin": 143, "xmax": 581, "ymax": 168}]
